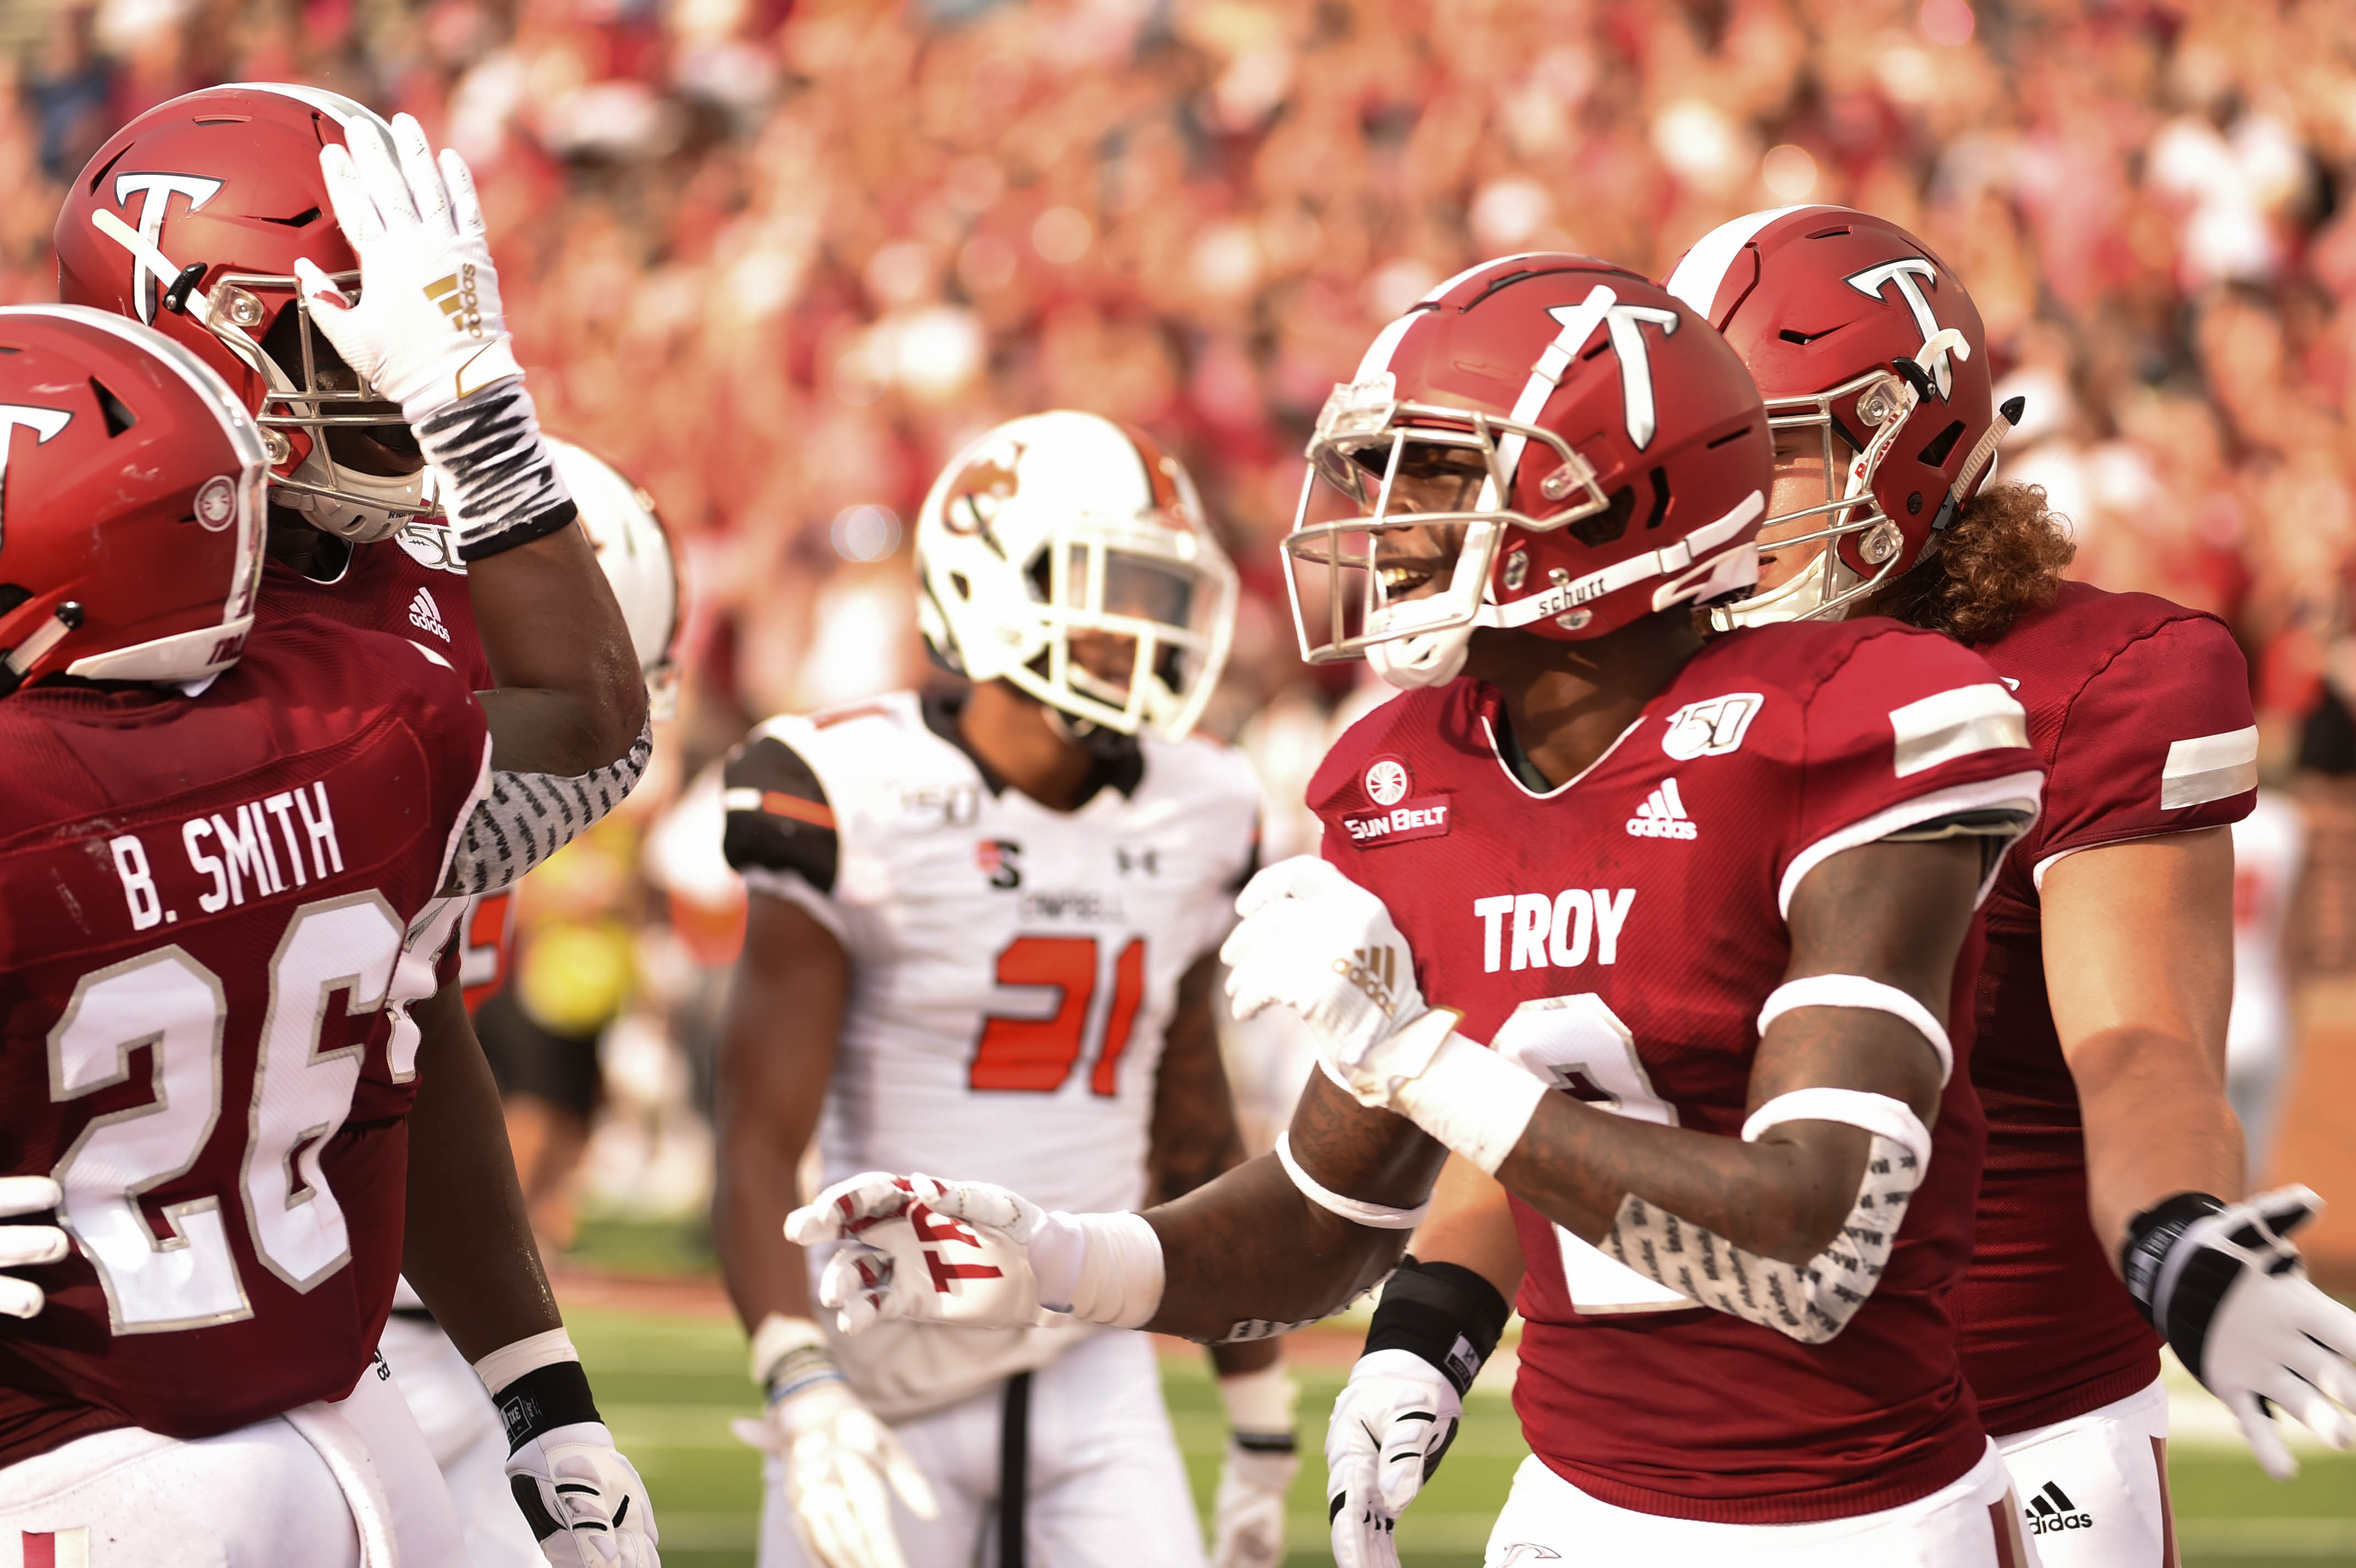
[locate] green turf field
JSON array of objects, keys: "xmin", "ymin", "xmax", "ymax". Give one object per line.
[{"xmin": 567, "ymin": 1303, "xmax": 2356, "ymax": 1568}]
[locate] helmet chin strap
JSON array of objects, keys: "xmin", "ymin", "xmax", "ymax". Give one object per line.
[
  {"xmin": 1714, "ymin": 549, "xmax": 1831, "ymax": 629},
  {"xmin": 1368, "ymin": 626, "xmax": 1471, "ymax": 690}
]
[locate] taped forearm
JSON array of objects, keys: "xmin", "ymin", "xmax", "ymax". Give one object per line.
[
  {"xmin": 414, "ymin": 379, "xmax": 575, "ymax": 562},
  {"xmin": 446, "ymin": 721, "xmax": 651, "ymax": 895}
]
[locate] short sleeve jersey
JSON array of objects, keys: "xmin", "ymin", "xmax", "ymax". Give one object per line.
[
  {"xmin": 1308, "ymin": 618, "xmax": 2043, "ymax": 1525},
  {"xmin": 259, "ymin": 523, "xmax": 512, "ymax": 1012},
  {"xmin": 721, "ymin": 690, "xmax": 1259, "ymax": 1417},
  {"xmin": 0, "ymin": 618, "xmax": 489, "ymax": 1465},
  {"xmin": 1957, "ymin": 580, "xmax": 2258, "ymax": 1434}
]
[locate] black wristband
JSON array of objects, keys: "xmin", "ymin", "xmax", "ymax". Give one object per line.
[
  {"xmin": 497, "ymin": 1359, "xmax": 602, "ymax": 1454},
  {"xmin": 1235, "ymin": 1430, "xmax": 1298, "ymax": 1455},
  {"xmin": 457, "ymin": 499, "xmax": 578, "ymax": 563},
  {"xmin": 2121, "ymin": 1190, "xmax": 2239, "ymax": 1381},
  {"xmin": 1363, "ymin": 1257, "xmax": 1511, "ymax": 1397}
]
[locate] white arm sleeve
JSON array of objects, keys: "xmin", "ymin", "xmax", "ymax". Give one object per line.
[
  {"xmin": 1600, "ymin": 1088, "xmax": 1932, "ymax": 1345},
  {"xmin": 445, "ymin": 721, "xmax": 652, "ymax": 895}
]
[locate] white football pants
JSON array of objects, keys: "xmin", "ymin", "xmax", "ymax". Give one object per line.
[
  {"xmin": 377, "ymin": 1311, "xmax": 545, "ymax": 1568},
  {"xmin": 1483, "ymin": 1440, "xmax": 2039, "ymax": 1567},
  {"xmin": 1995, "ymin": 1378, "xmax": 2172, "ymax": 1568},
  {"xmin": 0, "ymin": 1354, "xmax": 467, "ymax": 1566},
  {"xmin": 759, "ymin": 1326, "xmax": 1206, "ymax": 1568}
]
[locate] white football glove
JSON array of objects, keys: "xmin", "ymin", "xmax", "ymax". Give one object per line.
[
  {"xmin": 1326, "ymin": 1350, "xmax": 1461, "ymax": 1568},
  {"xmin": 787, "ymin": 1174, "xmax": 1067, "ymax": 1335},
  {"xmin": 1223, "ymin": 858, "xmax": 1450, "ymax": 1103},
  {"xmin": 1211, "ymin": 1441, "xmax": 1297, "ymax": 1568},
  {"xmin": 505, "ymin": 1420, "xmax": 661, "ymax": 1567},
  {"xmin": 733, "ymin": 1355, "xmax": 938, "ymax": 1568},
  {"xmin": 0, "ymin": 1177, "xmax": 67, "ymax": 1319},
  {"xmin": 295, "ymin": 112, "xmax": 521, "ymax": 424},
  {"xmin": 2124, "ymin": 1186, "xmax": 2356, "ymax": 1479}
]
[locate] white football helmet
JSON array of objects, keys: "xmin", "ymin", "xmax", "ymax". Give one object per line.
[
  {"xmin": 916, "ymin": 412, "xmax": 1236, "ymax": 741},
  {"xmin": 549, "ymin": 437, "xmax": 683, "ymax": 719}
]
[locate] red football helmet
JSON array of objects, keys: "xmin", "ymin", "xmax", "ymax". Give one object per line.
[
  {"xmin": 55, "ymin": 83, "xmax": 429, "ymax": 545},
  {"xmin": 0, "ymin": 305, "xmax": 268, "ymax": 695},
  {"xmin": 1663, "ymin": 206, "xmax": 2010, "ymax": 626},
  {"xmin": 1284, "ymin": 254, "xmax": 1771, "ymax": 687}
]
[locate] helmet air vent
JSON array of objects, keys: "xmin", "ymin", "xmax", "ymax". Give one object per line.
[{"xmin": 88, "ymin": 378, "xmax": 136, "ymax": 438}]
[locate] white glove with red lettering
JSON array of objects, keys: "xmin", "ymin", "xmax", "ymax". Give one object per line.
[
  {"xmin": 0, "ymin": 1177, "xmax": 67, "ymax": 1319},
  {"xmin": 1223, "ymin": 858, "xmax": 1449, "ymax": 1103},
  {"xmin": 297, "ymin": 111, "xmax": 520, "ymax": 424},
  {"xmin": 786, "ymin": 1173, "xmax": 1163, "ymax": 1332}
]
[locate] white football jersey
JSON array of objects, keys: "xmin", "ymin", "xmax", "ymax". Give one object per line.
[{"xmin": 722, "ymin": 689, "xmax": 1260, "ymax": 1415}]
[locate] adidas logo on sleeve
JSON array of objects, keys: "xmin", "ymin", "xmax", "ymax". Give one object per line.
[
  {"xmin": 408, "ymin": 587, "xmax": 450, "ymax": 643},
  {"xmin": 1625, "ymin": 777, "xmax": 1696, "ymax": 839}
]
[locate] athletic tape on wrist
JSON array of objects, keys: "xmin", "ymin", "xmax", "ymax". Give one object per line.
[
  {"xmin": 1061, "ymin": 1210, "xmax": 1164, "ymax": 1329},
  {"xmin": 473, "ymin": 1328, "xmax": 579, "ymax": 1397},
  {"xmin": 1274, "ymin": 1132, "xmax": 1431, "ymax": 1229},
  {"xmin": 1363, "ymin": 1257, "xmax": 1510, "ymax": 1397},
  {"xmin": 1217, "ymin": 1362, "xmax": 1299, "ymax": 1443},
  {"xmin": 1757, "ymin": 974, "xmax": 1953, "ymax": 1085},
  {"xmin": 1391, "ymin": 1031, "xmax": 1548, "ymax": 1176},
  {"xmin": 494, "ymin": 1360, "xmax": 602, "ymax": 1454},
  {"xmin": 413, "ymin": 379, "xmax": 575, "ymax": 561},
  {"xmin": 1740, "ymin": 1088, "xmax": 1932, "ymax": 1166},
  {"xmin": 746, "ymin": 1312, "xmax": 843, "ymax": 1402}
]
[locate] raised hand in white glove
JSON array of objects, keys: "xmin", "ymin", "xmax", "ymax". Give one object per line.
[
  {"xmin": 2123, "ymin": 1186, "xmax": 2356, "ymax": 1479},
  {"xmin": 505, "ymin": 1420, "xmax": 660, "ymax": 1567},
  {"xmin": 1327, "ymin": 1350, "xmax": 1460, "ymax": 1568},
  {"xmin": 295, "ymin": 112, "xmax": 519, "ymax": 424},
  {"xmin": 1221, "ymin": 857, "xmax": 1457, "ymax": 1105},
  {"xmin": 786, "ymin": 1173, "xmax": 1163, "ymax": 1333},
  {"xmin": 732, "ymin": 1317, "xmax": 936, "ymax": 1568},
  {"xmin": 0, "ymin": 1177, "xmax": 67, "ymax": 1319}
]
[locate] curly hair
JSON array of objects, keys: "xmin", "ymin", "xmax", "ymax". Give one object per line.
[{"xmin": 1873, "ymin": 482, "xmax": 2076, "ymax": 646}]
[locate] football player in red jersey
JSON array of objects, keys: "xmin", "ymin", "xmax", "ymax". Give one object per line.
[
  {"xmin": 786, "ymin": 256, "xmax": 2049, "ymax": 1564},
  {"xmin": 1, "ymin": 108, "xmax": 658, "ymax": 1568},
  {"xmin": 53, "ymin": 84, "xmax": 669, "ymax": 1568},
  {"xmin": 1645, "ymin": 206, "xmax": 2356, "ymax": 1563}
]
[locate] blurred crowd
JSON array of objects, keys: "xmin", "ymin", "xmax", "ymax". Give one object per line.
[{"xmin": 12, "ymin": 0, "xmax": 2356, "ymax": 1252}]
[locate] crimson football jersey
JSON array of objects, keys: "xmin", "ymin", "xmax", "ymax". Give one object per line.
[
  {"xmin": 1956, "ymin": 580, "xmax": 2259, "ymax": 1435},
  {"xmin": 1310, "ymin": 619, "xmax": 2043, "ymax": 1523},
  {"xmin": 0, "ymin": 617, "xmax": 489, "ymax": 1465},
  {"xmin": 257, "ymin": 523, "xmax": 511, "ymax": 1013}
]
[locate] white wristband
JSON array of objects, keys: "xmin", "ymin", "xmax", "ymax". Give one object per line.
[
  {"xmin": 1391, "ymin": 1031, "xmax": 1549, "ymax": 1176},
  {"xmin": 1275, "ymin": 1132, "xmax": 1432, "ymax": 1229},
  {"xmin": 472, "ymin": 1326, "xmax": 578, "ymax": 1397},
  {"xmin": 1742, "ymin": 1088, "xmax": 1933, "ymax": 1169},
  {"xmin": 1757, "ymin": 974, "xmax": 1953, "ymax": 1086},
  {"xmin": 1217, "ymin": 1361, "xmax": 1299, "ymax": 1437},
  {"xmin": 1046, "ymin": 1210, "xmax": 1165, "ymax": 1329},
  {"xmin": 746, "ymin": 1312, "xmax": 827, "ymax": 1388}
]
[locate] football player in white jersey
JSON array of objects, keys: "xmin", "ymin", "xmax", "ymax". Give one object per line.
[{"xmin": 714, "ymin": 412, "xmax": 1294, "ymax": 1568}]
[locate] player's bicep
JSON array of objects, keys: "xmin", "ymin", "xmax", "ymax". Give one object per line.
[
  {"xmin": 1755, "ymin": 834, "xmax": 1986, "ymax": 1122},
  {"xmin": 2040, "ymin": 825, "xmax": 2234, "ymax": 1073},
  {"xmin": 715, "ymin": 891, "xmax": 850, "ymax": 1150}
]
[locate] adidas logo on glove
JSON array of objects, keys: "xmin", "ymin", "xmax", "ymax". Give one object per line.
[{"xmin": 1333, "ymin": 945, "xmax": 1402, "ymax": 1017}]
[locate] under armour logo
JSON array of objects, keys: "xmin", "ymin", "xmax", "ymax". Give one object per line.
[
  {"xmin": 1846, "ymin": 258, "xmax": 1952, "ymax": 398},
  {"xmin": 111, "ymin": 173, "xmax": 224, "ymax": 324},
  {"xmin": 0, "ymin": 404, "xmax": 73, "ymax": 551}
]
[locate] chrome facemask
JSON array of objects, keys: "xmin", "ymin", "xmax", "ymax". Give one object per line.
[{"xmin": 1283, "ymin": 371, "xmax": 1614, "ymax": 665}]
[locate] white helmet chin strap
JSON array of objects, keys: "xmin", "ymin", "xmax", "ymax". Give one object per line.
[
  {"xmin": 281, "ymin": 452, "xmax": 431, "ymax": 544},
  {"xmin": 1716, "ymin": 549, "xmax": 1832, "ymax": 629},
  {"xmin": 1367, "ymin": 626, "xmax": 1471, "ymax": 689}
]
